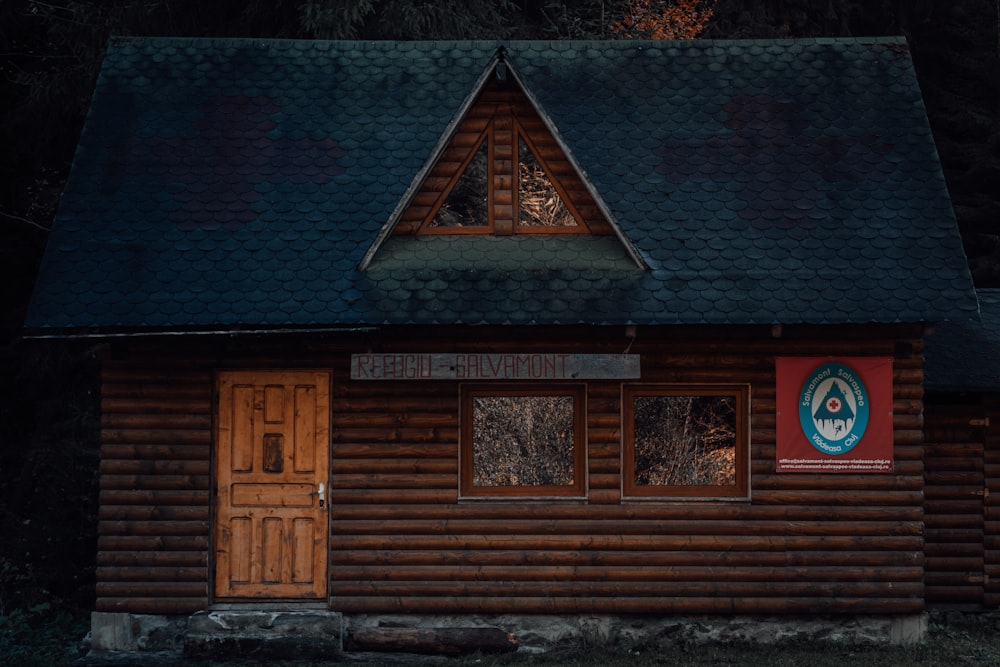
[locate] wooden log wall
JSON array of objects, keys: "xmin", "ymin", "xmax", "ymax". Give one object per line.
[
  {"xmin": 985, "ymin": 394, "xmax": 1000, "ymax": 607},
  {"xmin": 98, "ymin": 364, "xmax": 213, "ymax": 613},
  {"xmin": 97, "ymin": 325, "xmax": 927, "ymax": 616},
  {"xmin": 922, "ymin": 393, "xmax": 987, "ymax": 609}
]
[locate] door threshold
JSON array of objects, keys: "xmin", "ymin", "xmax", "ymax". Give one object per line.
[{"xmin": 210, "ymin": 601, "xmax": 330, "ymax": 611}]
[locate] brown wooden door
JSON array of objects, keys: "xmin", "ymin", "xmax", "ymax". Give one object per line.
[{"xmin": 214, "ymin": 370, "xmax": 330, "ymax": 599}]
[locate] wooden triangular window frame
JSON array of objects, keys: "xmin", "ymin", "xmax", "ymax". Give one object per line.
[{"xmin": 392, "ymin": 75, "xmax": 615, "ymax": 238}]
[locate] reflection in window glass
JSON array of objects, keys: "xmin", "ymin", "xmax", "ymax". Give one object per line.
[
  {"xmin": 518, "ymin": 137, "xmax": 577, "ymax": 228},
  {"xmin": 472, "ymin": 395, "xmax": 575, "ymax": 487},
  {"xmin": 430, "ymin": 140, "xmax": 489, "ymax": 228},
  {"xmin": 633, "ymin": 395, "xmax": 736, "ymax": 486}
]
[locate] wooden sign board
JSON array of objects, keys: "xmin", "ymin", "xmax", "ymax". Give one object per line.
[{"xmin": 351, "ymin": 353, "xmax": 640, "ymax": 380}]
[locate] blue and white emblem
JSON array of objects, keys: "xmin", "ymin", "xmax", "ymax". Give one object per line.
[{"xmin": 798, "ymin": 362, "xmax": 869, "ymax": 455}]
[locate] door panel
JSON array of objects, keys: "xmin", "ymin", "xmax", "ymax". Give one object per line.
[{"xmin": 214, "ymin": 371, "xmax": 330, "ymax": 599}]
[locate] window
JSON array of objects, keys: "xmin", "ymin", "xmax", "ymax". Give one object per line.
[
  {"xmin": 623, "ymin": 385, "xmax": 749, "ymax": 498},
  {"xmin": 460, "ymin": 385, "xmax": 586, "ymax": 497}
]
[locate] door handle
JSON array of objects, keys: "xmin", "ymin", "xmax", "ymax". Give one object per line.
[{"xmin": 312, "ymin": 482, "xmax": 326, "ymax": 508}]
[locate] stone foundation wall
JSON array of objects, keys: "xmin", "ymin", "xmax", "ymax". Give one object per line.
[{"xmin": 84, "ymin": 610, "xmax": 928, "ymax": 663}]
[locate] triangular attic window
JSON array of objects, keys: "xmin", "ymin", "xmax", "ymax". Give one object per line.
[
  {"xmin": 428, "ymin": 134, "xmax": 490, "ymax": 229},
  {"xmin": 518, "ymin": 135, "xmax": 578, "ymax": 229},
  {"xmin": 392, "ymin": 73, "xmax": 616, "ymax": 237}
]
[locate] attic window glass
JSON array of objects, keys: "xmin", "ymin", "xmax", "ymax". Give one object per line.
[
  {"xmin": 461, "ymin": 385, "xmax": 586, "ymax": 498},
  {"xmin": 517, "ymin": 136, "xmax": 578, "ymax": 229},
  {"xmin": 623, "ymin": 385, "xmax": 749, "ymax": 499},
  {"xmin": 429, "ymin": 137, "xmax": 489, "ymax": 229}
]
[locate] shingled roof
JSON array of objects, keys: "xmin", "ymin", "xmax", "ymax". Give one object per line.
[
  {"xmin": 25, "ymin": 37, "xmax": 977, "ymax": 335},
  {"xmin": 925, "ymin": 289, "xmax": 1000, "ymax": 391}
]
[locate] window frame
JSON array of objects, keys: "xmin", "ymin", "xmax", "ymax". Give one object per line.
[
  {"xmin": 459, "ymin": 383, "xmax": 587, "ymax": 499},
  {"xmin": 622, "ymin": 384, "xmax": 750, "ymax": 500}
]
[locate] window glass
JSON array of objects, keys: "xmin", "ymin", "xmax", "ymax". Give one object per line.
[
  {"xmin": 517, "ymin": 136, "xmax": 577, "ymax": 228},
  {"xmin": 624, "ymin": 386, "xmax": 748, "ymax": 498},
  {"xmin": 429, "ymin": 139, "xmax": 489, "ymax": 228},
  {"xmin": 462, "ymin": 386, "xmax": 585, "ymax": 497}
]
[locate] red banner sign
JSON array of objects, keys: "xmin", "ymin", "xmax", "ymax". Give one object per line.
[{"xmin": 776, "ymin": 357, "xmax": 893, "ymax": 473}]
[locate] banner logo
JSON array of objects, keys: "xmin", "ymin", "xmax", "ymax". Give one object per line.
[{"xmin": 798, "ymin": 362, "xmax": 870, "ymax": 455}]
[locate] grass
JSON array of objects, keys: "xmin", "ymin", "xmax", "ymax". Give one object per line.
[{"xmin": 0, "ymin": 604, "xmax": 87, "ymax": 667}]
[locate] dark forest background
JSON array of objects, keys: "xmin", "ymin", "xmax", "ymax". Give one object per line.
[{"xmin": 0, "ymin": 0, "xmax": 997, "ymax": 648}]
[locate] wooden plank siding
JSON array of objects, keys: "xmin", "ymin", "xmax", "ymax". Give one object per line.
[{"xmin": 96, "ymin": 325, "xmax": 927, "ymax": 615}]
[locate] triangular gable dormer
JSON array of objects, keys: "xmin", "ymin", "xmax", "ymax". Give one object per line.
[{"xmin": 361, "ymin": 49, "xmax": 645, "ymax": 269}]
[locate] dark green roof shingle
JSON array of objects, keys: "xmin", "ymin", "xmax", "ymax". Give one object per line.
[{"xmin": 25, "ymin": 37, "xmax": 978, "ymax": 334}]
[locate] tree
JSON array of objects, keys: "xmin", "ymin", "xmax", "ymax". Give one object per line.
[{"xmin": 611, "ymin": 0, "xmax": 716, "ymax": 39}]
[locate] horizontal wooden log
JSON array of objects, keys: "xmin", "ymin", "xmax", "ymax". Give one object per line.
[
  {"xmin": 96, "ymin": 566, "xmax": 206, "ymax": 582},
  {"xmin": 331, "ymin": 443, "xmax": 457, "ymax": 458},
  {"xmin": 589, "ymin": 442, "xmax": 620, "ymax": 459},
  {"xmin": 589, "ymin": 473, "xmax": 619, "ymax": 489},
  {"xmin": 331, "ymin": 518, "xmax": 920, "ymax": 538},
  {"xmin": 923, "ymin": 513, "xmax": 984, "ymax": 529},
  {"xmin": 99, "ymin": 490, "xmax": 208, "ymax": 506},
  {"xmin": 924, "ymin": 542, "xmax": 983, "ymax": 557},
  {"xmin": 97, "ymin": 581, "xmax": 207, "ymax": 597},
  {"xmin": 99, "ymin": 505, "xmax": 209, "ymax": 521},
  {"xmin": 752, "ymin": 474, "xmax": 921, "ymax": 491},
  {"xmin": 924, "ymin": 528, "xmax": 984, "ymax": 543},
  {"xmin": 893, "ymin": 429, "xmax": 925, "ymax": 445},
  {"xmin": 331, "ymin": 489, "xmax": 457, "ymax": 504},
  {"xmin": 332, "ymin": 396, "xmax": 459, "ymax": 412},
  {"xmin": 925, "ymin": 471, "xmax": 986, "ymax": 485},
  {"xmin": 97, "ymin": 597, "xmax": 207, "ymax": 614},
  {"xmin": 101, "ymin": 413, "xmax": 211, "ymax": 430},
  {"xmin": 331, "ymin": 412, "xmax": 458, "ymax": 428},
  {"xmin": 100, "ymin": 474, "xmax": 209, "ymax": 491},
  {"xmin": 753, "ymin": 490, "xmax": 923, "ymax": 506},
  {"xmin": 332, "ymin": 459, "xmax": 457, "ymax": 475},
  {"xmin": 101, "ymin": 444, "xmax": 208, "ymax": 460},
  {"xmin": 924, "ymin": 572, "xmax": 986, "ymax": 586},
  {"xmin": 102, "ymin": 428, "xmax": 211, "ymax": 446},
  {"xmin": 97, "ymin": 551, "xmax": 206, "ymax": 567},
  {"xmin": 330, "ymin": 473, "xmax": 456, "ymax": 490},
  {"xmin": 588, "ymin": 489, "xmax": 620, "ymax": 505},
  {"xmin": 329, "ymin": 533, "xmax": 923, "ymax": 552},
  {"xmin": 98, "ymin": 535, "xmax": 208, "ymax": 551},
  {"xmin": 100, "ymin": 459, "xmax": 210, "ymax": 476},
  {"xmin": 924, "ymin": 485, "xmax": 987, "ymax": 500},
  {"xmin": 588, "ymin": 458, "xmax": 620, "ymax": 474},
  {"xmin": 925, "ymin": 499, "xmax": 983, "ymax": 515},
  {"xmin": 892, "ymin": 413, "xmax": 924, "ymax": 429},
  {"xmin": 345, "ymin": 628, "xmax": 517, "ymax": 656},
  {"xmin": 332, "ymin": 427, "xmax": 459, "ymax": 443},
  {"xmin": 330, "ymin": 564, "xmax": 922, "ymax": 583},
  {"xmin": 330, "ymin": 503, "xmax": 923, "ymax": 523},
  {"xmin": 330, "ymin": 595, "xmax": 923, "ymax": 615},
  {"xmin": 332, "ymin": 548, "xmax": 921, "ymax": 568},
  {"xmin": 924, "ymin": 443, "xmax": 986, "ymax": 458},
  {"xmin": 102, "ymin": 397, "xmax": 210, "ymax": 414},
  {"xmin": 99, "ymin": 520, "xmax": 209, "ymax": 537},
  {"xmin": 330, "ymin": 580, "xmax": 924, "ymax": 600},
  {"xmin": 101, "ymin": 382, "xmax": 210, "ymax": 401}
]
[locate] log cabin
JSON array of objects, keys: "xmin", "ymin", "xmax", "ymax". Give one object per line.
[{"xmin": 23, "ymin": 37, "xmax": 982, "ymax": 655}]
